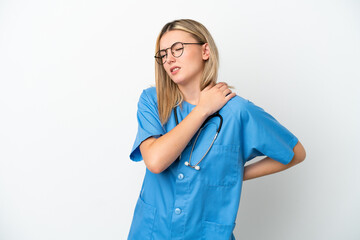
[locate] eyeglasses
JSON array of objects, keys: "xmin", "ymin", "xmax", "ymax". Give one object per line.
[{"xmin": 154, "ymin": 42, "xmax": 204, "ymax": 65}]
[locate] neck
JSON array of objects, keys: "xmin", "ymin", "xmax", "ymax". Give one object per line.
[{"xmin": 178, "ymin": 80, "xmax": 201, "ymax": 105}]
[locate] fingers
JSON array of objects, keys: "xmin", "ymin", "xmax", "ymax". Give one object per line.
[
  {"xmin": 223, "ymin": 88, "xmax": 232, "ymax": 97},
  {"xmin": 215, "ymin": 82, "xmax": 233, "ymax": 97},
  {"xmin": 205, "ymin": 81, "xmax": 235, "ymax": 98},
  {"xmin": 219, "ymin": 83, "xmax": 236, "ymax": 100},
  {"xmin": 215, "ymin": 82, "xmax": 227, "ymax": 89},
  {"xmin": 203, "ymin": 82, "xmax": 216, "ymax": 91},
  {"xmin": 198, "ymin": 81, "xmax": 236, "ymax": 116},
  {"xmin": 225, "ymin": 92, "xmax": 236, "ymax": 100}
]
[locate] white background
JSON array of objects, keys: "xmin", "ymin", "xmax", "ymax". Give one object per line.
[{"xmin": 0, "ymin": 0, "xmax": 359, "ymax": 239}]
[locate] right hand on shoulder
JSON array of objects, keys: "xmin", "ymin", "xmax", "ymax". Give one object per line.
[{"xmin": 197, "ymin": 82, "xmax": 236, "ymax": 116}]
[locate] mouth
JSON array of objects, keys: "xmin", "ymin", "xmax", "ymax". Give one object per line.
[{"xmin": 170, "ymin": 66, "xmax": 181, "ymax": 73}]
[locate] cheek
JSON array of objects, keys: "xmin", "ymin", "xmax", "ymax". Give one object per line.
[
  {"xmin": 186, "ymin": 56, "xmax": 204, "ymax": 72},
  {"xmin": 163, "ymin": 66, "xmax": 171, "ymax": 75},
  {"xmin": 184, "ymin": 51, "xmax": 204, "ymax": 67},
  {"xmin": 188, "ymin": 63, "xmax": 204, "ymax": 75}
]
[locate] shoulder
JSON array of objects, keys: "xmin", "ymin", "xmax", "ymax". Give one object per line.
[
  {"xmin": 222, "ymin": 95, "xmax": 268, "ymax": 122},
  {"xmin": 138, "ymin": 86, "xmax": 157, "ymax": 104},
  {"xmin": 223, "ymin": 95, "xmax": 256, "ymax": 114},
  {"xmin": 135, "ymin": 86, "xmax": 160, "ymax": 114}
]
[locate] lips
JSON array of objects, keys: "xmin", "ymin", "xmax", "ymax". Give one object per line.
[{"xmin": 170, "ymin": 66, "xmax": 181, "ymax": 74}]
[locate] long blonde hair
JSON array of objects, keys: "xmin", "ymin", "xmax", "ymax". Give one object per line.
[{"xmin": 155, "ymin": 19, "xmax": 219, "ymax": 125}]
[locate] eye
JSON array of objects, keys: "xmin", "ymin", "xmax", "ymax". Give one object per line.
[
  {"xmin": 174, "ymin": 47, "xmax": 183, "ymax": 52},
  {"xmin": 158, "ymin": 50, "xmax": 167, "ymax": 58}
]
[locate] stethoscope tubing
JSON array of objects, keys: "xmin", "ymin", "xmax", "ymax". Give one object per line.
[{"xmin": 173, "ymin": 106, "xmax": 223, "ymax": 170}]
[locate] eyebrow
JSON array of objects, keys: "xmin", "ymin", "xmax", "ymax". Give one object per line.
[{"xmin": 159, "ymin": 42, "xmax": 176, "ymax": 52}]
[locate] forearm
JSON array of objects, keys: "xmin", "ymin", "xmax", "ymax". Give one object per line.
[
  {"xmin": 242, "ymin": 157, "xmax": 295, "ymax": 181},
  {"xmin": 141, "ymin": 106, "xmax": 208, "ymax": 173},
  {"xmin": 243, "ymin": 141, "xmax": 306, "ymax": 181}
]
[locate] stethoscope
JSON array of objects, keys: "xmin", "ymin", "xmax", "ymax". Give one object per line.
[{"xmin": 174, "ymin": 106, "xmax": 223, "ymax": 170}]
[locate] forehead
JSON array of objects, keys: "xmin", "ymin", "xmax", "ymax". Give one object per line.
[{"xmin": 159, "ymin": 30, "xmax": 196, "ymax": 49}]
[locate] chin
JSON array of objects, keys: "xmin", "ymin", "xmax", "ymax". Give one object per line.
[{"xmin": 170, "ymin": 76, "xmax": 187, "ymax": 85}]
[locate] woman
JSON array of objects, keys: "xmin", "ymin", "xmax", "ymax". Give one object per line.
[{"xmin": 128, "ymin": 19, "xmax": 306, "ymax": 240}]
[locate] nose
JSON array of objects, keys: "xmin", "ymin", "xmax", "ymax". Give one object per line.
[{"xmin": 165, "ymin": 49, "xmax": 175, "ymax": 64}]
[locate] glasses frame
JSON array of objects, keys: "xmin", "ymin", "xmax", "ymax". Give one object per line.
[{"xmin": 154, "ymin": 42, "xmax": 205, "ymax": 65}]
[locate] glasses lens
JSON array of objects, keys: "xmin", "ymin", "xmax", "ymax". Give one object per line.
[
  {"xmin": 171, "ymin": 42, "xmax": 184, "ymax": 58},
  {"xmin": 155, "ymin": 50, "xmax": 167, "ymax": 64}
]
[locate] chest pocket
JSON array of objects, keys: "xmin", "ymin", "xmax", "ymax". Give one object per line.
[{"xmin": 197, "ymin": 145, "xmax": 240, "ymax": 187}]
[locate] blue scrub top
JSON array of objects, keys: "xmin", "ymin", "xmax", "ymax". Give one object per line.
[{"xmin": 128, "ymin": 87, "xmax": 298, "ymax": 240}]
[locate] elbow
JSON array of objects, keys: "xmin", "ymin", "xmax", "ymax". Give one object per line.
[
  {"xmin": 140, "ymin": 139, "xmax": 167, "ymax": 174},
  {"xmin": 300, "ymin": 147, "xmax": 306, "ymax": 162},
  {"xmin": 295, "ymin": 150, "xmax": 306, "ymax": 164},
  {"xmin": 292, "ymin": 141, "xmax": 306, "ymax": 164},
  {"xmin": 148, "ymin": 165, "xmax": 164, "ymax": 174},
  {"xmin": 143, "ymin": 156, "xmax": 166, "ymax": 174}
]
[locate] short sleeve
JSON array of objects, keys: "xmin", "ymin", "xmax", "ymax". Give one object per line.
[
  {"xmin": 241, "ymin": 100, "xmax": 298, "ymax": 165},
  {"xmin": 129, "ymin": 89, "xmax": 165, "ymax": 162}
]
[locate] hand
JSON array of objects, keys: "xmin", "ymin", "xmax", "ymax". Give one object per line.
[{"xmin": 197, "ymin": 82, "xmax": 236, "ymax": 116}]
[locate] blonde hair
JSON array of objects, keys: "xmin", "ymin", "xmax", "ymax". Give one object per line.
[{"xmin": 155, "ymin": 19, "xmax": 219, "ymax": 125}]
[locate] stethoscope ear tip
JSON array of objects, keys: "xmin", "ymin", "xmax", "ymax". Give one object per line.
[{"xmin": 184, "ymin": 161, "xmax": 200, "ymax": 170}]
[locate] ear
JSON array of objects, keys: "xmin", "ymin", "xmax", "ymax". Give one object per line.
[{"xmin": 202, "ymin": 43, "xmax": 210, "ymax": 60}]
